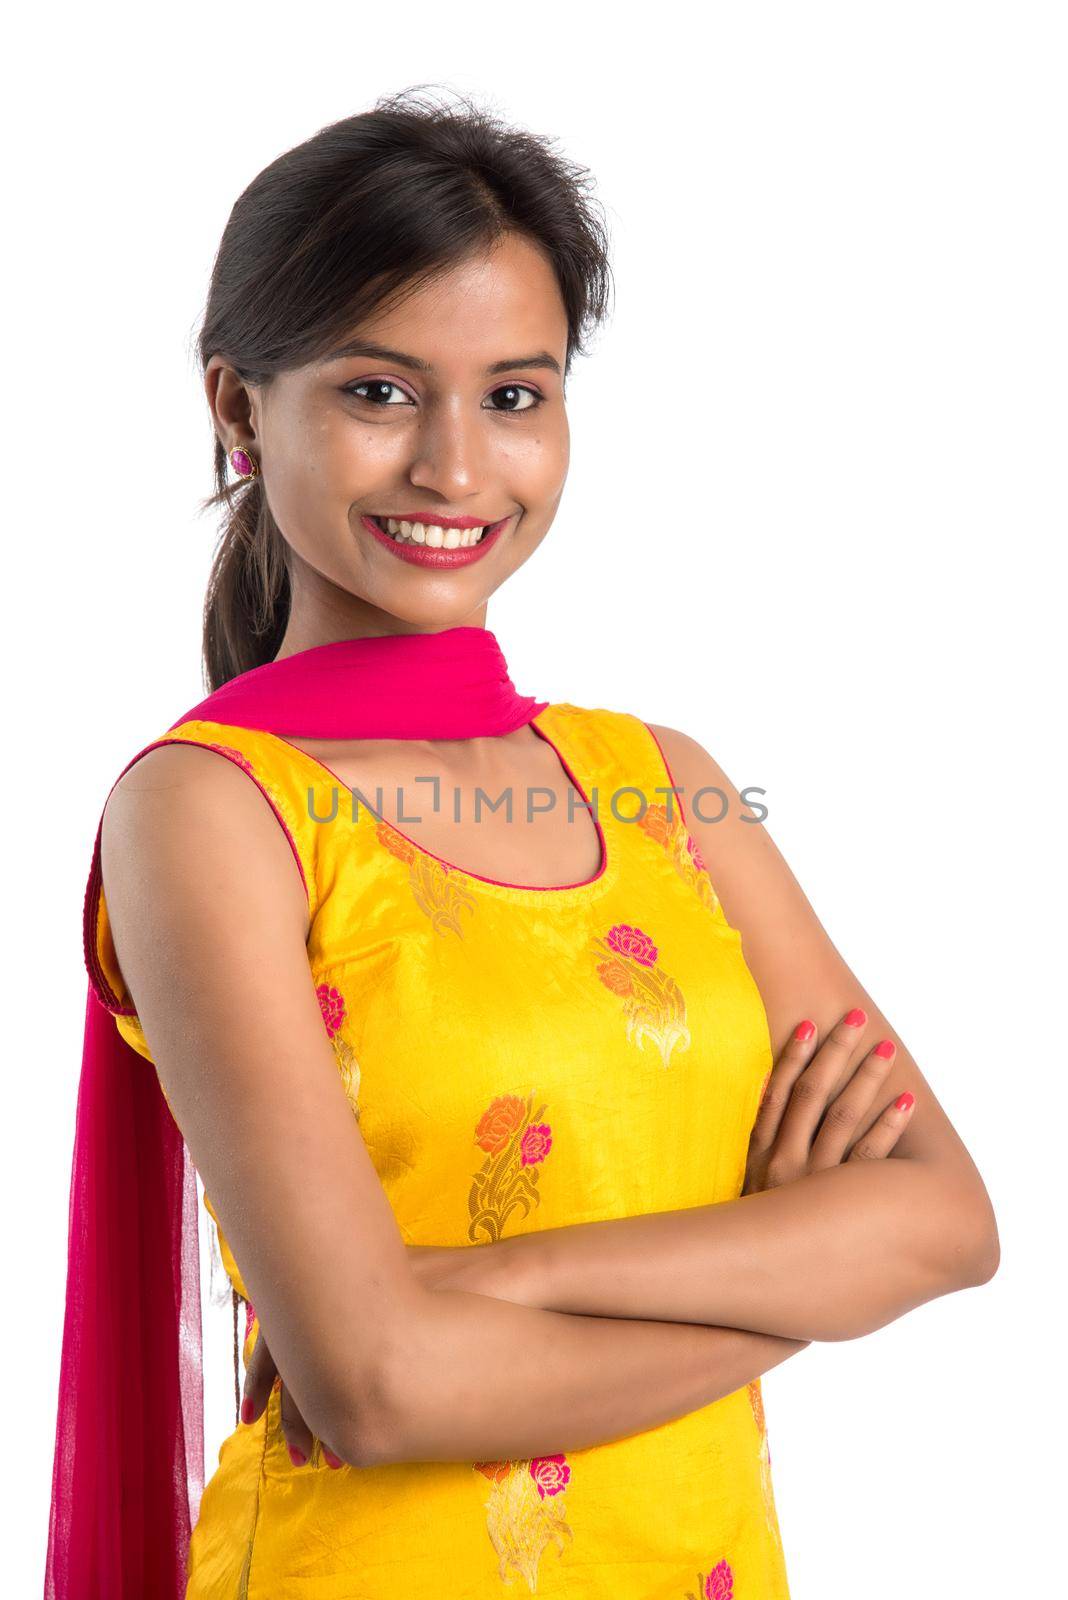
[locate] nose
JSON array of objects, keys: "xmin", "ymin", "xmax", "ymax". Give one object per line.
[{"xmin": 406, "ymin": 396, "xmax": 489, "ymax": 503}]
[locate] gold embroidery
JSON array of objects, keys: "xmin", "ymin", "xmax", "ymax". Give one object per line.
[
  {"xmin": 593, "ymin": 922, "xmax": 691, "ymax": 1068},
  {"xmin": 467, "ymin": 1092, "xmax": 552, "ymax": 1245},
  {"xmin": 474, "ymin": 1457, "xmax": 574, "ymax": 1591},
  {"xmin": 375, "ymin": 820, "xmax": 478, "ymax": 937},
  {"xmin": 637, "ymin": 802, "xmax": 720, "ymax": 916}
]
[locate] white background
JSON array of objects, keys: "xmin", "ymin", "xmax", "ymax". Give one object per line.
[{"xmin": 6, "ymin": 3, "xmax": 1065, "ymax": 1594}]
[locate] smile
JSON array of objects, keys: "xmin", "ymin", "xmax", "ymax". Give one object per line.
[{"xmin": 360, "ymin": 513, "xmax": 513, "ymax": 568}]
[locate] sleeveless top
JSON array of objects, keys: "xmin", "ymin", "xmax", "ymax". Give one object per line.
[{"xmin": 86, "ymin": 702, "xmax": 791, "ymax": 1599}]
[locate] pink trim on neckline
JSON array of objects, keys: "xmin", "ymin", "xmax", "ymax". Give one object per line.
[{"xmin": 270, "ymin": 709, "xmax": 610, "ymax": 895}]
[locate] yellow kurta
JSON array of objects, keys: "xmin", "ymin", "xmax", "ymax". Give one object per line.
[{"xmin": 87, "ymin": 702, "xmax": 791, "ymax": 1598}]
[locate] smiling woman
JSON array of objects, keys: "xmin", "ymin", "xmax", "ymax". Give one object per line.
[
  {"xmin": 44, "ymin": 82, "xmax": 997, "ymax": 1600},
  {"xmin": 205, "ymin": 223, "xmax": 572, "ymax": 640}
]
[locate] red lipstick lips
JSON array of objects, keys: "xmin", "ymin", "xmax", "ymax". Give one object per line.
[{"xmin": 360, "ymin": 513, "xmax": 512, "ymax": 568}]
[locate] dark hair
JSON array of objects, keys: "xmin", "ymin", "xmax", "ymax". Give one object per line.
[{"xmin": 196, "ymin": 85, "xmax": 614, "ymax": 691}]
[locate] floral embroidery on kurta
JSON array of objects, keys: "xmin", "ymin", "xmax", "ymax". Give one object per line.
[
  {"xmin": 467, "ymin": 1098, "xmax": 568, "ymax": 1584},
  {"xmin": 468, "ymin": 1092, "xmax": 552, "ymax": 1244},
  {"xmin": 374, "ymin": 818, "xmax": 478, "ymax": 936},
  {"xmin": 592, "ymin": 922, "xmax": 691, "ymax": 1068},
  {"xmin": 316, "ymin": 981, "xmax": 361, "ymax": 1119},
  {"xmin": 747, "ymin": 1378, "xmax": 784, "ymax": 1544},
  {"xmin": 637, "ymin": 801, "xmax": 722, "ymax": 917},
  {"xmin": 205, "ymin": 741, "xmax": 255, "ymax": 773},
  {"xmin": 685, "ymin": 1559, "xmax": 734, "ymax": 1599},
  {"xmin": 473, "ymin": 1455, "xmax": 574, "ymax": 1591}
]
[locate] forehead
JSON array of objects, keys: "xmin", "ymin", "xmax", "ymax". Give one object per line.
[{"xmin": 322, "ymin": 234, "xmax": 568, "ymax": 374}]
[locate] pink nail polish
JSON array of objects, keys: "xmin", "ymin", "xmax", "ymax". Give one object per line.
[
  {"xmin": 240, "ymin": 1397, "xmax": 255, "ymax": 1425},
  {"xmin": 288, "ymin": 1445, "xmax": 307, "ymax": 1467},
  {"xmin": 895, "ymin": 1091, "xmax": 915, "ymax": 1113},
  {"xmin": 794, "ymin": 1020, "xmax": 815, "ymax": 1042},
  {"xmin": 844, "ymin": 1007, "xmax": 867, "ymax": 1027},
  {"xmin": 322, "ymin": 1447, "xmax": 344, "ymax": 1470},
  {"xmin": 873, "ymin": 1040, "xmax": 895, "ymax": 1059}
]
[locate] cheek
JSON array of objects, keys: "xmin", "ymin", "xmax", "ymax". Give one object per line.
[{"xmin": 516, "ymin": 417, "xmax": 570, "ymax": 495}]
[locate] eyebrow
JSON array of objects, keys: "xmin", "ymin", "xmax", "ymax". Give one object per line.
[{"xmin": 322, "ymin": 339, "xmax": 562, "ymax": 377}]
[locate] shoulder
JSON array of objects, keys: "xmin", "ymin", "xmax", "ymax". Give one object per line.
[
  {"xmin": 640, "ymin": 719, "xmax": 783, "ymax": 946},
  {"xmin": 104, "ymin": 736, "xmax": 269, "ymax": 836},
  {"xmin": 642, "ymin": 722, "xmax": 752, "ymax": 824},
  {"xmin": 101, "ymin": 736, "xmax": 310, "ymax": 932}
]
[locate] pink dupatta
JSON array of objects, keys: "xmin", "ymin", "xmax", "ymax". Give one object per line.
[{"xmin": 44, "ymin": 626, "xmax": 548, "ymax": 1598}]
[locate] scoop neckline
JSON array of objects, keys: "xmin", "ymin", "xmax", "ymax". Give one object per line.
[{"xmin": 263, "ymin": 704, "xmax": 620, "ymax": 906}]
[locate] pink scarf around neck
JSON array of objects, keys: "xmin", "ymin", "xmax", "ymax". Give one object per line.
[{"xmin": 44, "ymin": 625, "xmax": 548, "ymax": 1598}]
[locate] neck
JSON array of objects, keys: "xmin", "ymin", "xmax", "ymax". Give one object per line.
[{"xmin": 272, "ymin": 594, "xmax": 491, "ymax": 663}]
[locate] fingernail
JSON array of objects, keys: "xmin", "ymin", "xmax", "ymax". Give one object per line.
[
  {"xmin": 794, "ymin": 1020, "xmax": 815, "ymax": 1042},
  {"xmin": 873, "ymin": 1040, "xmax": 895, "ymax": 1059},
  {"xmin": 322, "ymin": 1447, "xmax": 344, "ymax": 1470},
  {"xmin": 240, "ymin": 1397, "xmax": 255, "ymax": 1425},
  {"xmin": 288, "ymin": 1445, "xmax": 307, "ymax": 1467},
  {"xmin": 895, "ymin": 1091, "xmax": 915, "ymax": 1112},
  {"xmin": 844, "ymin": 1007, "xmax": 867, "ymax": 1027}
]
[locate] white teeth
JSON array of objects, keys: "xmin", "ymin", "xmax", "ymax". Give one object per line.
[{"xmin": 378, "ymin": 516, "xmax": 491, "ymax": 547}]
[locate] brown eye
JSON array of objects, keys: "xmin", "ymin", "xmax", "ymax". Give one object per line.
[
  {"xmin": 344, "ymin": 380, "xmax": 411, "ymax": 406},
  {"xmin": 485, "ymin": 384, "xmax": 542, "ymax": 413}
]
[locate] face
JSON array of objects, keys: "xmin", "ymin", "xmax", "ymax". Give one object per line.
[{"xmin": 206, "ymin": 231, "xmax": 570, "ymax": 650}]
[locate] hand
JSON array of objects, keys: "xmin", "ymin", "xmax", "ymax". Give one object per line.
[
  {"xmin": 743, "ymin": 1008, "xmax": 916, "ymax": 1196},
  {"xmin": 239, "ymin": 1326, "xmax": 345, "ymax": 1471}
]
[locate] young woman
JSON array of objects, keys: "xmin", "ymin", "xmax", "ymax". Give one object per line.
[{"xmin": 45, "ymin": 89, "xmax": 1000, "ymax": 1599}]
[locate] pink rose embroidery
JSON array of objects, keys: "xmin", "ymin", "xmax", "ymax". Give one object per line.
[
  {"xmin": 316, "ymin": 983, "xmax": 346, "ymax": 1038},
  {"xmin": 520, "ymin": 1124, "xmax": 553, "ymax": 1165},
  {"xmin": 529, "ymin": 1454, "xmax": 570, "ymax": 1499},
  {"xmin": 605, "ymin": 922, "xmax": 658, "ymax": 966},
  {"xmin": 705, "ymin": 1561, "xmax": 734, "ymax": 1600}
]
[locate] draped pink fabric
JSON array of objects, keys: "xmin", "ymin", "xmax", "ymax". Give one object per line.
[{"xmin": 44, "ymin": 626, "xmax": 546, "ymax": 1599}]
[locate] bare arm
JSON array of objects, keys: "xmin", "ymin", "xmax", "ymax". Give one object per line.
[
  {"xmin": 101, "ymin": 743, "xmax": 807, "ymax": 1473},
  {"xmin": 488, "ymin": 723, "xmax": 997, "ymax": 1343},
  {"xmin": 483, "ymin": 1149, "xmax": 996, "ymax": 1342}
]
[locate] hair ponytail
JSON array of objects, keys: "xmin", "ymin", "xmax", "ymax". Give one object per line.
[{"xmin": 200, "ymin": 433, "xmax": 291, "ymax": 690}]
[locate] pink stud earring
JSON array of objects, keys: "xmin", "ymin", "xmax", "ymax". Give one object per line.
[{"xmin": 228, "ymin": 445, "xmax": 259, "ymax": 480}]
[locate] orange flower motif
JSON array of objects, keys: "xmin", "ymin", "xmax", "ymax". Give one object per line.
[
  {"xmin": 474, "ymin": 1094, "xmax": 528, "ymax": 1156},
  {"xmin": 374, "ymin": 819, "xmax": 415, "ymax": 863},
  {"xmin": 637, "ymin": 799, "xmax": 725, "ymax": 919},
  {"xmin": 636, "ymin": 800, "xmax": 673, "ymax": 846},
  {"xmin": 468, "ymin": 1091, "xmax": 552, "ymax": 1245},
  {"xmin": 597, "ymin": 958, "xmax": 634, "ymax": 997}
]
